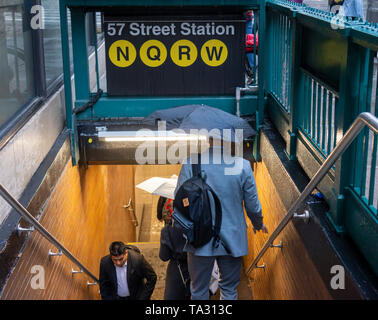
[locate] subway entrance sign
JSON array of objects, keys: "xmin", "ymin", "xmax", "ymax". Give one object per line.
[{"xmin": 104, "ymin": 15, "xmax": 245, "ymax": 96}]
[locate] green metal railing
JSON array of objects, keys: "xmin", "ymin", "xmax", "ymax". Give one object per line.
[
  {"xmin": 247, "ymin": 112, "xmax": 378, "ymax": 277},
  {"xmin": 352, "ymin": 128, "xmax": 378, "ymax": 215},
  {"xmin": 350, "ymin": 51, "xmax": 378, "ymax": 215},
  {"xmin": 267, "ymin": 9, "xmax": 293, "ymax": 112},
  {"xmin": 299, "ymin": 69, "xmax": 339, "ymax": 159},
  {"xmin": 266, "ymin": 0, "xmax": 378, "ymax": 275}
]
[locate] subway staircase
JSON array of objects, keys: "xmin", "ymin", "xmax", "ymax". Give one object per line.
[
  {"xmin": 132, "ymin": 241, "xmax": 253, "ymax": 300},
  {"xmin": 133, "ymin": 180, "xmax": 253, "ymax": 300}
]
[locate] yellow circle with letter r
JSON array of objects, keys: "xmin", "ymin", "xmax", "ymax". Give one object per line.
[
  {"xmin": 170, "ymin": 39, "xmax": 198, "ymax": 67},
  {"xmin": 200, "ymin": 39, "xmax": 228, "ymax": 67},
  {"xmin": 109, "ymin": 40, "xmax": 136, "ymax": 67},
  {"xmin": 140, "ymin": 40, "xmax": 167, "ymax": 67}
]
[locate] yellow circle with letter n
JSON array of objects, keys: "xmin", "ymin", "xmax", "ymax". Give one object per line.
[{"xmin": 109, "ymin": 40, "xmax": 137, "ymax": 67}]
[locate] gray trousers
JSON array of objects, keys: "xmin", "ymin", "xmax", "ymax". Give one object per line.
[{"xmin": 187, "ymin": 253, "xmax": 242, "ymax": 300}]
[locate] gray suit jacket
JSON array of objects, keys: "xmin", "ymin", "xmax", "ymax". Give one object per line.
[{"xmin": 174, "ymin": 147, "xmax": 263, "ymax": 257}]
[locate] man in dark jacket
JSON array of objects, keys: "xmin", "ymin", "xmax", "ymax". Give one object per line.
[{"xmin": 99, "ymin": 241, "xmax": 157, "ymax": 300}]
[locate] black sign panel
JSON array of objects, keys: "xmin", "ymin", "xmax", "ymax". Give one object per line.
[{"xmin": 104, "ymin": 15, "xmax": 245, "ymax": 96}]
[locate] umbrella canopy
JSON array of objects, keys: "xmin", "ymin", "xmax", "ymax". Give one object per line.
[
  {"xmin": 136, "ymin": 176, "xmax": 178, "ymax": 199},
  {"xmin": 143, "ymin": 104, "xmax": 256, "ymax": 143}
]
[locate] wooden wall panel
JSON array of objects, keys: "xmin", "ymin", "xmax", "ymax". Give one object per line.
[
  {"xmin": 2, "ymin": 162, "xmax": 135, "ymax": 300},
  {"xmin": 242, "ymin": 161, "xmax": 332, "ymax": 300}
]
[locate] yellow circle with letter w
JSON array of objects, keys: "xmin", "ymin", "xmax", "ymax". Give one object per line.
[{"xmin": 200, "ymin": 39, "xmax": 228, "ymax": 67}]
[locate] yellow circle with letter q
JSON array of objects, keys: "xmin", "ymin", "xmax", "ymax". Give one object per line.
[
  {"xmin": 109, "ymin": 40, "xmax": 137, "ymax": 67},
  {"xmin": 140, "ymin": 40, "xmax": 167, "ymax": 67},
  {"xmin": 170, "ymin": 39, "xmax": 198, "ymax": 67},
  {"xmin": 200, "ymin": 39, "xmax": 228, "ymax": 67}
]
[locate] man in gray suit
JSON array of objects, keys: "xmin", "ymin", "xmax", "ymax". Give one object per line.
[{"xmin": 174, "ymin": 144, "xmax": 268, "ymax": 300}]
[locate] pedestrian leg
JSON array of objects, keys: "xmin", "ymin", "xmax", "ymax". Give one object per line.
[
  {"xmin": 216, "ymin": 255, "xmax": 242, "ymax": 300},
  {"xmin": 187, "ymin": 253, "xmax": 215, "ymax": 300}
]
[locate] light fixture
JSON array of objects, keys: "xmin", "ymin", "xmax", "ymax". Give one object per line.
[{"xmin": 97, "ymin": 130, "xmax": 209, "ymax": 143}]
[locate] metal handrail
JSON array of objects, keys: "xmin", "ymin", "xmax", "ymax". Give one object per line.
[
  {"xmin": 0, "ymin": 184, "xmax": 99, "ymax": 284},
  {"xmin": 123, "ymin": 198, "xmax": 138, "ymax": 227},
  {"xmin": 246, "ymin": 112, "xmax": 378, "ymax": 276}
]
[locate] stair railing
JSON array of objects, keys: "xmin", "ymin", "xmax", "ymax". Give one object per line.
[
  {"xmin": 246, "ymin": 112, "xmax": 378, "ymax": 276},
  {"xmin": 0, "ymin": 184, "xmax": 99, "ymax": 285}
]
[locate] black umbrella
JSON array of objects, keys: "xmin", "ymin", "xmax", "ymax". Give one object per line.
[{"xmin": 143, "ymin": 104, "xmax": 256, "ymax": 143}]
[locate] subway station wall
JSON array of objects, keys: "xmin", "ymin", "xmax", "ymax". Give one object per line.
[
  {"xmin": 2, "ymin": 147, "xmax": 340, "ymax": 299},
  {"xmin": 243, "ymin": 159, "xmax": 332, "ymax": 300},
  {"xmin": 1, "ymin": 160, "xmax": 136, "ymax": 300},
  {"xmin": 0, "ymin": 43, "xmax": 106, "ymax": 227},
  {"xmin": 0, "ymin": 89, "xmax": 65, "ymax": 227}
]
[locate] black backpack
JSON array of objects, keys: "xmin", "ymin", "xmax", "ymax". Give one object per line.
[{"xmin": 172, "ymin": 156, "xmax": 223, "ymax": 249}]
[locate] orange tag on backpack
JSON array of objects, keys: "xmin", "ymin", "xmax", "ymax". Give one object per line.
[{"xmin": 183, "ymin": 198, "xmax": 189, "ymax": 207}]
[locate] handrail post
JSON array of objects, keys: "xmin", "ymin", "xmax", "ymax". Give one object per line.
[{"xmin": 123, "ymin": 198, "xmax": 138, "ymax": 227}]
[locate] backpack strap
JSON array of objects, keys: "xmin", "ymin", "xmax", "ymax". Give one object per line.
[
  {"xmin": 191, "ymin": 153, "xmax": 201, "ymax": 177},
  {"xmin": 210, "ymin": 188, "xmax": 222, "ymax": 239}
]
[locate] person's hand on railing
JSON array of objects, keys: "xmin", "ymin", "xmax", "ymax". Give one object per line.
[{"xmin": 253, "ymin": 224, "xmax": 269, "ymax": 234}]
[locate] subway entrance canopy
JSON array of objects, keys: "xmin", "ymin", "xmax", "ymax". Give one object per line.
[
  {"xmin": 60, "ymin": 0, "xmax": 265, "ymax": 165},
  {"xmin": 1, "ymin": 0, "xmax": 377, "ymax": 300}
]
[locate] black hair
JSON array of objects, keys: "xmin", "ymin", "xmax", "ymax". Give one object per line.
[{"xmin": 109, "ymin": 241, "xmax": 127, "ymax": 256}]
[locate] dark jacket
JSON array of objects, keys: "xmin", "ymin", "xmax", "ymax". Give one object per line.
[
  {"xmin": 159, "ymin": 224, "xmax": 190, "ymax": 300},
  {"xmin": 99, "ymin": 249, "xmax": 157, "ymax": 300}
]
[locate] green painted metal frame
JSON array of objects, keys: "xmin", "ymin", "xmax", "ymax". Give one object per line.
[
  {"xmin": 297, "ymin": 69, "xmax": 340, "ymax": 161},
  {"xmin": 75, "ymin": 95, "xmax": 259, "ymax": 120},
  {"xmin": 59, "ymin": 0, "xmax": 77, "ymax": 162},
  {"xmin": 266, "ymin": 0, "xmax": 378, "ymax": 276},
  {"xmin": 63, "ymin": 0, "xmax": 261, "ymax": 8},
  {"xmin": 344, "ymin": 186, "xmax": 378, "ymax": 275},
  {"xmin": 60, "ymin": 0, "xmax": 378, "ymax": 274},
  {"xmin": 59, "ymin": 0, "xmax": 266, "ymax": 165}
]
